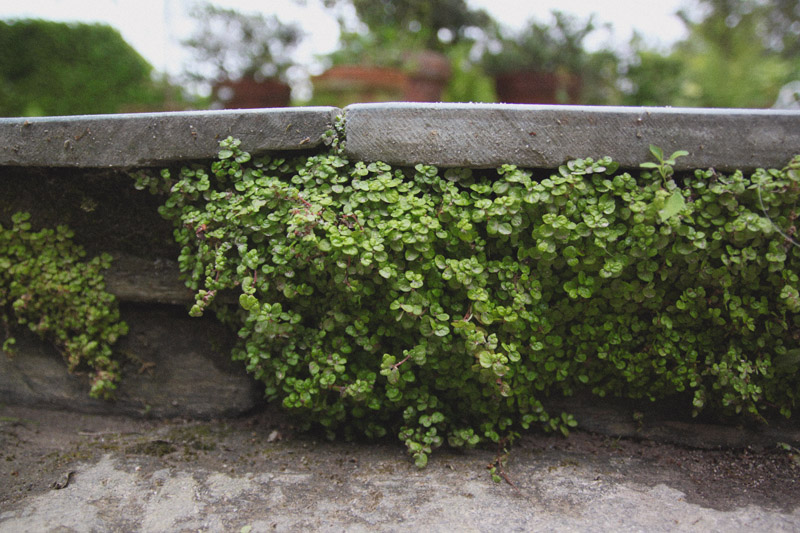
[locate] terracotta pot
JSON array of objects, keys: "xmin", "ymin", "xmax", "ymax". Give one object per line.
[
  {"xmin": 312, "ymin": 65, "xmax": 408, "ymax": 106},
  {"xmin": 494, "ymin": 70, "xmax": 581, "ymax": 105},
  {"xmin": 312, "ymin": 51, "xmax": 452, "ymax": 106},
  {"xmin": 213, "ymin": 77, "xmax": 291, "ymax": 109},
  {"xmin": 404, "ymin": 50, "xmax": 452, "ymax": 102}
]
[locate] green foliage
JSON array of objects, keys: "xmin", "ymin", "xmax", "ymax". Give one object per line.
[
  {"xmin": 0, "ymin": 19, "xmax": 171, "ymax": 116},
  {"xmin": 640, "ymin": 145, "xmax": 690, "ymax": 222},
  {"xmin": 441, "ymin": 41, "xmax": 497, "ymax": 103},
  {"xmin": 673, "ymin": 1, "xmax": 796, "ymax": 108},
  {"xmin": 639, "ymin": 145, "xmax": 689, "ymax": 184},
  {"xmin": 621, "ymin": 44, "xmax": 688, "ymax": 107},
  {"xmin": 330, "ymin": 0, "xmax": 493, "ymax": 52},
  {"xmin": 144, "ymin": 137, "xmax": 800, "ymax": 467},
  {"xmin": 623, "ymin": 0, "xmax": 800, "ymax": 107},
  {"xmin": 0, "ymin": 213, "xmax": 128, "ymax": 398},
  {"xmin": 482, "ymin": 11, "xmax": 597, "ymax": 74},
  {"xmin": 322, "ymin": 27, "xmax": 424, "ymax": 70}
]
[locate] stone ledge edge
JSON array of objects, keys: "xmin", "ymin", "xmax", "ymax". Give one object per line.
[
  {"xmin": 343, "ymin": 102, "xmax": 800, "ymax": 171},
  {"xmin": 1, "ymin": 103, "xmax": 799, "ymax": 171},
  {"xmin": 0, "ymin": 107, "xmax": 341, "ymax": 168}
]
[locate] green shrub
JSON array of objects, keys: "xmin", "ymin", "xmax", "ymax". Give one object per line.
[
  {"xmin": 136, "ymin": 136, "xmax": 800, "ymax": 467},
  {"xmin": 0, "ymin": 212, "xmax": 128, "ymax": 398}
]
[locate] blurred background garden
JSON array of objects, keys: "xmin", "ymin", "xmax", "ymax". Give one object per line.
[{"xmin": 0, "ymin": 0, "xmax": 799, "ymax": 116}]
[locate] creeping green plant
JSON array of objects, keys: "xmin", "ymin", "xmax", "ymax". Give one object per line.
[
  {"xmin": 142, "ymin": 136, "xmax": 800, "ymax": 467},
  {"xmin": 640, "ymin": 144, "xmax": 689, "ymax": 184},
  {"xmin": 640, "ymin": 144, "xmax": 690, "ymax": 222},
  {"xmin": 0, "ymin": 212, "xmax": 128, "ymax": 398}
]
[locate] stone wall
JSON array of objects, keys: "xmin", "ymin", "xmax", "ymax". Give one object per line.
[{"xmin": 2, "ymin": 103, "xmax": 799, "ymax": 418}]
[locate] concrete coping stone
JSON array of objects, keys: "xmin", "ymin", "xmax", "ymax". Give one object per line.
[
  {"xmin": 0, "ymin": 107, "xmax": 341, "ymax": 168},
  {"xmin": 343, "ymin": 102, "xmax": 800, "ymax": 171},
  {"xmin": 1, "ymin": 103, "xmax": 799, "ymax": 171}
]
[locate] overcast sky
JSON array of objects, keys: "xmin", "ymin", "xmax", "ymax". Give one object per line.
[{"xmin": 0, "ymin": 0, "xmax": 692, "ymax": 77}]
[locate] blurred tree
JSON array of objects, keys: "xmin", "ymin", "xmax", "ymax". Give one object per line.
[
  {"xmin": 349, "ymin": 0, "xmax": 492, "ymax": 49},
  {"xmin": 0, "ymin": 19, "xmax": 170, "ymax": 116},
  {"xmin": 761, "ymin": 0, "xmax": 800, "ymax": 56},
  {"xmin": 482, "ymin": 12, "xmax": 597, "ymax": 75},
  {"xmin": 323, "ymin": 0, "xmax": 492, "ymax": 51},
  {"xmin": 317, "ymin": 0, "xmax": 496, "ymax": 103},
  {"xmin": 623, "ymin": 0, "xmax": 800, "ymax": 107},
  {"xmin": 441, "ymin": 40, "xmax": 496, "ymax": 102},
  {"xmin": 182, "ymin": 3, "xmax": 304, "ymax": 108},
  {"xmin": 182, "ymin": 3, "xmax": 303, "ymax": 85},
  {"xmin": 621, "ymin": 40, "xmax": 686, "ymax": 106},
  {"xmin": 675, "ymin": 0, "xmax": 798, "ymax": 107},
  {"xmin": 694, "ymin": 0, "xmax": 800, "ymax": 56},
  {"xmin": 579, "ymin": 48, "xmax": 624, "ymax": 105}
]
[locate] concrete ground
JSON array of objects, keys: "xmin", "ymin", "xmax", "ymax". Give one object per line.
[{"xmin": 1, "ymin": 403, "xmax": 799, "ymax": 532}]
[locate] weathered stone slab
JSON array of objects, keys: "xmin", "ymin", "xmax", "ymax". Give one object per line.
[
  {"xmin": 343, "ymin": 102, "xmax": 800, "ymax": 171},
  {"xmin": 104, "ymin": 253, "xmax": 237, "ymax": 306},
  {"xmin": 0, "ymin": 107, "xmax": 340, "ymax": 168},
  {"xmin": 0, "ymin": 305, "xmax": 263, "ymax": 419},
  {"xmin": 104, "ymin": 254, "xmax": 194, "ymax": 305}
]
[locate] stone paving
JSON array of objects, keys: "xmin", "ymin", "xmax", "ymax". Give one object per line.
[{"xmin": 2, "ymin": 404, "xmax": 799, "ymax": 532}]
